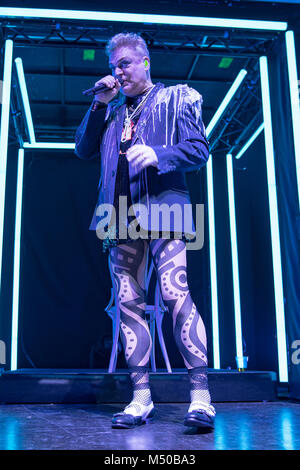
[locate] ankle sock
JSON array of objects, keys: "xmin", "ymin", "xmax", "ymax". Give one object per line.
[
  {"xmin": 129, "ymin": 366, "xmax": 152, "ymax": 407},
  {"xmin": 188, "ymin": 366, "xmax": 212, "ymax": 408}
]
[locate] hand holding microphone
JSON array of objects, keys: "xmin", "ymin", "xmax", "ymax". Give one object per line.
[{"xmin": 83, "ymin": 75, "xmax": 122, "ymax": 104}]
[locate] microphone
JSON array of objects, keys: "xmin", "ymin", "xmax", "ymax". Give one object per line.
[{"xmin": 82, "ymin": 77, "xmax": 123, "ymax": 96}]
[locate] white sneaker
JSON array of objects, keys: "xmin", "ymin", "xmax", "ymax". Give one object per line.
[
  {"xmin": 112, "ymin": 401, "xmax": 155, "ymax": 429},
  {"xmin": 184, "ymin": 401, "xmax": 216, "ymax": 429},
  {"xmin": 123, "ymin": 401, "xmax": 155, "ymax": 418},
  {"xmin": 188, "ymin": 400, "xmax": 216, "ymax": 417}
]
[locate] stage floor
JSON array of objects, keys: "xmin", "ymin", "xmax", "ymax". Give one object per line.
[{"xmin": 0, "ymin": 401, "xmax": 299, "ymax": 450}]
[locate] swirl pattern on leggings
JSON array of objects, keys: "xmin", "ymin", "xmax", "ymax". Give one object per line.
[
  {"xmin": 109, "ymin": 238, "xmax": 208, "ymax": 371},
  {"xmin": 110, "ymin": 240, "xmax": 152, "ymax": 368},
  {"xmin": 150, "ymin": 239, "xmax": 207, "ymax": 369}
]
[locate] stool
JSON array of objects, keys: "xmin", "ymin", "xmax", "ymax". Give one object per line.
[{"xmin": 105, "ymin": 254, "xmax": 172, "ymax": 373}]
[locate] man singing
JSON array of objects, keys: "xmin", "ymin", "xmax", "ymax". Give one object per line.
[{"xmin": 75, "ymin": 32, "xmax": 215, "ymax": 431}]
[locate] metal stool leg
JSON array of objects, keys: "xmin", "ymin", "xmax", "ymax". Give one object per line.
[
  {"xmin": 107, "ymin": 257, "xmax": 121, "ymax": 373},
  {"xmin": 108, "ymin": 304, "xmax": 120, "ymax": 373},
  {"xmin": 106, "ymin": 255, "xmax": 172, "ymax": 373},
  {"xmin": 149, "ymin": 307, "xmax": 156, "ymax": 372},
  {"xmin": 155, "ymin": 282, "xmax": 172, "ymax": 373}
]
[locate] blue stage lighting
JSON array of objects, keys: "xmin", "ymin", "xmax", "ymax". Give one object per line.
[
  {"xmin": 206, "ymin": 69, "xmax": 247, "ymax": 369},
  {"xmin": 206, "ymin": 69, "xmax": 249, "ymax": 369},
  {"xmin": 15, "ymin": 58, "xmax": 36, "ymax": 144},
  {"xmin": 11, "ymin": 149, "xmax": 24, "ymax": 371},
  {"xmin": 0, "ymin": 39, "xmax": 13, "ymax": 295},
  {"xmin": 206, "ymin": 156, "xmax": 221, "ymax": 369},
  {"xmin": 259, "ymin": 56, "xmax": 288, "ymax": 383},
  {"xmin": 235, "ymin": 124, "xmax": 264, "ymax": 160},
  {"xmin": 23, "ymin": 142, "xmax": 75, "ymax": 149},
  {"xmin": 226, "ymin": 154, "xmax": 243, "ymax": 361},
  {"xmin": 285, "ymin": 31, "xmax": 300, "ymax": 209},
  {"xmin": 206, "ymin": 70, "xmax": 247, "ymax": 138},
  {"xmin": 0, "ymin": 8, "xmax": 288, "ymax": 31}
]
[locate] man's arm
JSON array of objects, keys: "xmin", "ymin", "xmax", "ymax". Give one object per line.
[
  {"xmin": 152, "ymin": 89, "xmax": 210, "ymax": 175},
  {"xmin": 74, "ymin": 100, "xmax": 107, "ymax": 160}
]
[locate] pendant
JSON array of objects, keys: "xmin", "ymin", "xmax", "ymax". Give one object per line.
[{"xmin": 121, "ymin": 117, "xmax": 133, "ymax": 143}]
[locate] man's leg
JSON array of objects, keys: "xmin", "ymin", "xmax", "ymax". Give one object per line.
[
  {"xmin": 108, "ymin": 239, "xmax": 155, "ymax": 428},
  {"xmin": 149, "ymin": 238, "xmax": 215, "ymax": 428}
]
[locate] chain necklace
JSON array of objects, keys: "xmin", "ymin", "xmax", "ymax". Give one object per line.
[{"xmin": 121, "ymin": 85, "xmax": 154, "ymax": 143}]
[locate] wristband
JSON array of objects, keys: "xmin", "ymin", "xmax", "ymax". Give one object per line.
[{"xmin": 91, "ymin": 100, "xmax": 107, "ymax": 112}]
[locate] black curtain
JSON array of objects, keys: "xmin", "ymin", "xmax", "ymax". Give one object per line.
[
  {"xmin": 18, "ymin": 150, "xmax": 113, "ymax": 368},
  {"xmin": 14, "ymin": 149, "xmax": 209, "ymax": 370},
  {"xmin": 268, "ymin": 37, "xmax": 300, "ymax": 397}
]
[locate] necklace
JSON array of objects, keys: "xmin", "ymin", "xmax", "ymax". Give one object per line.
[{"xmin": 122, "ymin": 85, "xmax": 154, "ymax": 143}]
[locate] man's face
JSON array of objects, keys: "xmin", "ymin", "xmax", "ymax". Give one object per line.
[{"xmin": 109, "ymin": 46, "xmax": 149, "ymax": 97}]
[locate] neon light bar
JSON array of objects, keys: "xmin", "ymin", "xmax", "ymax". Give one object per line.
[
  {"xmin": 259, "ymin": 56, "xmax": 288, "ymax": 382},
  {"xmin": 205, "ymin": 70, "xmax": 250, "ymax": 369},
  {"xmin": 285, "ymin": 31, "xmax": 300, "ymax": 209},
  {"xmin": 23, "ymin": 142, "xmax": 75, "ymax": 149},
  {"xmin": 15, "ymin": 58, "xmax": 36, "ymax": 143},
  {"xmin": 0, "ymin": 7, "xmax": 287, "ymax": 31},
  {"xmin": 206, "ymin": 155, "xmax": 220, "ymax": 369},
  {"xmin": 0, "ymin": 39, "xmax": 13, "ymax": 295},
  {"xmin": 226, "ymin": 154, "xmax": 243, "ymax": 359},
  {"xmin": 235, "ymin": 123, "xmax": 264, "ymax": 159},
  {"xmin": 11, "ymin": 149, "xmax": 24, "ymax": 370},
  {"xmin": 206, "ymin": 69, "xmax": 247, "ymax": 138}
]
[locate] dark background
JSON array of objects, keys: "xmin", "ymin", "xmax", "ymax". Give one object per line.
[{"xmin": 1, "ymin": 136, "xmax": 279, "ymax": 372}]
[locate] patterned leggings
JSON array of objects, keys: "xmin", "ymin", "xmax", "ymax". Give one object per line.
[{"xmin": 109, "ymin": 238, "xmax": 210, "ymax": 404}]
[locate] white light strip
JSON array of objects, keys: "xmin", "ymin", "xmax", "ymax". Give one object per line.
[
  {"xmin": 23, "ymin": 142, "xmax": 75, "ymax": 149},
  {"xmin": 0, "ymin": 7, "xmax": 287, "ymax": 31},
  {"xmin": 259, "ymin": 56, "xmax": 288, "ymax": 382},
  {"xmin": 206, "ymin": 155, "xmax": 220, "ymax": 369},
  {"xmin": 0, "ymin": 39, "xmax": 13, "ymax": 295},
  {"xmin": 10, "ymin": 149, "xmax": 24, "ymax": 371},
  {"xmin": 15, "ymin": 58, "xmax": 36, "ymax": 143},
  {"xmin": 205, "ymin": 70, "xmax": 250, "ymax": 369},
  {"xmin": 235, "ymin": 123, "xmax": 264, "ymax": 160},
  {"xmin": 206, "ymin": 69, "xmax": 247, "ymax": 137},
  {"xmin": 226, "ymin": 154, "xmax": 243, "ymax": 359},
  {"xmin": 285, "ymin": 31, "xmax": 300, "ymax": 210}
]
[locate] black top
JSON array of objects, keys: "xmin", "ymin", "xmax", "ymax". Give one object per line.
[{"xmin": 102, "ymin": 91, "xmax": 149, "ymax": 252}]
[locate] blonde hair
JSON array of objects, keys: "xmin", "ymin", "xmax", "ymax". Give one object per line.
[{"xmin": 105, "ymin": 32, "xmax": 150, "ymax": 59}]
